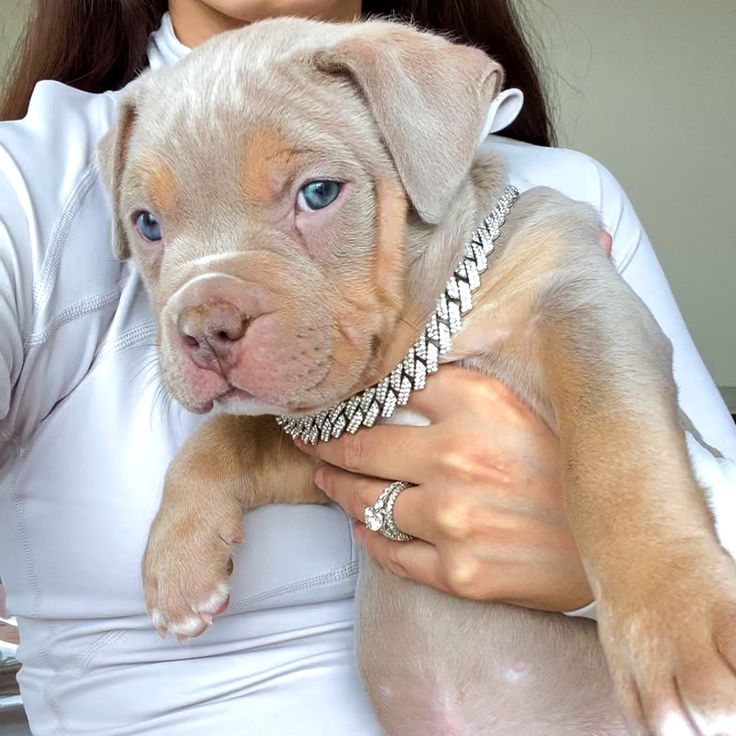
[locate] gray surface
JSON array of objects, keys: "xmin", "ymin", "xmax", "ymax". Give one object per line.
[
  {"xmin": 719, "ymin": 386, "xmax": 736, "ymax": 414},
  {"xmin": 0, "ymin": 704, "xmax": 31, "ymax": 735}
]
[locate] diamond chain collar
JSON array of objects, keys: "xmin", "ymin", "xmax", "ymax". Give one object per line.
[{"xmin": 276, "ymin": 184, "xmax": 520, "ymax": 445}]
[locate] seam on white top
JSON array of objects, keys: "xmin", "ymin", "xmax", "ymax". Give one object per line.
[
  {"xmin": 6, "ymin": 323, "xmax": 168, "ymax": 729},
  {"xmin": 24, "ymin": 285, "xmax": 122, "ymax": 348},
  {"xmin": 77, "ymin": 629, "xmax": 128, "ymax": 674},
  {"xmin": 0, "ymin": 425, "xmax": 17, "ymax": 446},
  {"xmin": 229, "ymin": 561, "xmax": 359, "ymax": 611},
  {"xmin": 30, "ymin": 162, "xmax": 98, "ymax": 327},
  {"xmin": 92, "ymin": 320, "xmax": 158, "ymax": 367}
]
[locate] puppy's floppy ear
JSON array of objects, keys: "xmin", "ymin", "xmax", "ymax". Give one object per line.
[
  {"xmin": 314, "ymin": 22, "xmax": 504, "ymax": 225},
  {"xmin": 98, "ymin": 94, "xmax": 139, "ymax": 261}
]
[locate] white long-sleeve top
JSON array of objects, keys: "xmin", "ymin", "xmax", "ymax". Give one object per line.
[{"xmin": 1, "ymin": 15, "xmax": 735, "ymax": 735}]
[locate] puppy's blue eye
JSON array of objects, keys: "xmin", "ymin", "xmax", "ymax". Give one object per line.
[
  {"xmin": 134, "ymin": 211, "xmax": 162, "ymax": 242},
  {"xmin": 298, "ymin": 181, "xmax": 341, "ymax": 211}
]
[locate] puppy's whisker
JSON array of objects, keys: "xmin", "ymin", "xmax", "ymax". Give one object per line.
[
  {"xmin": 131, "ymin": 356, "xmax": 163, "ymax": 388},
  {"xmin": 150, "ymin": 383, "xmax": 179, "ymax": 430}
]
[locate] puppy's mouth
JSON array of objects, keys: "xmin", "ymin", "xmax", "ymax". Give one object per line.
[
  {"xmin": 200, "ymin": 347, "xmax": 381, "ymax": 418},
  {"xmin": 207, "ymin": 385, "xmax": 281, "ymax": 416},
  {"xmin": 218, "ymin": 387, "xmax": 256, "ymax": 403},
  {"xmin": 189, "ymin": 400, "xmax": 214, "ymax": 415},
  {"xmin": 214, "ymin": 386, "xmax": 261, "ymax": 412}
]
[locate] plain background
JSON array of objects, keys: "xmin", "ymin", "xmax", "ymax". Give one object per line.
[{"xmin": 1, "ymin": 0, "xmax": 734, "ymax": 404}]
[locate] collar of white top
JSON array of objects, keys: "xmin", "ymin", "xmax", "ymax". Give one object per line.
[{"xmin": 147, "ymin": 13, "xmax": 190, "ymax": 70}]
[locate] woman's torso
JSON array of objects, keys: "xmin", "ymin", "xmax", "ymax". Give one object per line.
[{"xmin": 2, "ymin": 18, "xmax": 735, "ymax": 735}]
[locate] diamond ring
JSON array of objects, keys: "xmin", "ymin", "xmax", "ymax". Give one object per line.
[{"xmin": 363, "ymin": 481, "xmax": 414, "ymax": 542}]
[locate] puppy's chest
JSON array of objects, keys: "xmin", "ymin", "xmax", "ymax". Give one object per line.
[{"xmin": 438, "ymin": 268, "xmax": 548, "ymax": 419}]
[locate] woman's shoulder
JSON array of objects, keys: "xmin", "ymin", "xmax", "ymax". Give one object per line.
[
  {"xmin": 490, "ymin": 135, "xmax": 622, "ymax": 207},
  {"xmin": 0, "ymin": 82, "xmax": 152, "ymax": 441},
  {"xmin": 0, "ymin": 81, "xmax": 123, "ymax": 322},
  {"xmin": 489, "ymin": 136, "xmax": 640, "ymax": 268},
  {"xmin": 0, "ymin": 81, "xmax": 118, "ymax": 228},
  {"xmin": 1, "ymin": 79, "xmax": 117, "ymax": 150}
]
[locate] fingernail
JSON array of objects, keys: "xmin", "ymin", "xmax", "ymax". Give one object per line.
[
  {"xmin": 313, "ymin": 467, "xmax": 325, "ymax": 491},
  {"xmin": 294, "ymin": 438, "xmax": 315, "ymax": 455}
]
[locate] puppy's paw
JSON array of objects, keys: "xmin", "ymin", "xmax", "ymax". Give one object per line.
[
  {"xmin": 142, "ymin": 505, "xmax": 243, "ymax": 643},
  {"xmin": 599, "ymin": 544, "xmax": 736, "ymax": 736}
]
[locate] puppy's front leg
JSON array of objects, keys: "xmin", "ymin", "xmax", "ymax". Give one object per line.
[
  {"xmin": 143, "ymin": 415, "xmax": 324, "ymax": 640},
  {"xmin": 533, "ymin": 231, "xmax": 736, "ymax": 731}
]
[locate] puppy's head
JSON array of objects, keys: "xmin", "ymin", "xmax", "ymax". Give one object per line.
[{"xmin": 99, "ymin": 18, "xmax": 504, "ymax": 415}]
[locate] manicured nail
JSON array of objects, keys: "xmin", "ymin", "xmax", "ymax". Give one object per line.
[
  {"xmin": 293, "ymin": 438, "xmax": 315, "ymax": 455},
  {"xmin": 313, "ymin": 467, "xmax": 325, "ymax": 490}
]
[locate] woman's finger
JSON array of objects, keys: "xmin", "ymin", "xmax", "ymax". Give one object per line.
[
  {"xmin": 315, "ymin": 465, "xmax": 436, "ymax": 542},
  {"xmin": 353, "ymin": 525, "xmax": 451, "ymax": 594},
  {"xmin": 404, "ymin": 366, "xmax": 531, "ymax": 432},
  {"xmin": 314, "ymin": 466, "xmax": 387, "ymax": 520},
  {"xmin": 402, "ymin": 364, "xmax": 498, "ymax": 418},
  {"xmin": 599, "ymin": 229, "xmax": 613, "ymax": 256},
  {"xmin": 295, "ymin": 424, "xmax": 434, "ymax": 482}
]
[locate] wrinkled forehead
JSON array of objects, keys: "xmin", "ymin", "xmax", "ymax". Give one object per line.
[{"xmin": 126, "ymin": 22, "xmax": 386, "ymax": 197}]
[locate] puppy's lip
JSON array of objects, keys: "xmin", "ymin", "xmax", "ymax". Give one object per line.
[
  {"xmin": 287, "ymin": 402, "xmax": 332, "ymax": 415},
  {"xmin": 190, "ymin": 400, "xmax": 214, "ymax": 415},
  {"xmin": 217, "ymin": 387, "xmax": 256, "ymax": 403}
]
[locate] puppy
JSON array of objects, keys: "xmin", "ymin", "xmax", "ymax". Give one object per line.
[{"xmin": 100, "ymin": 18, "xmax": 736, "ymax": 736}]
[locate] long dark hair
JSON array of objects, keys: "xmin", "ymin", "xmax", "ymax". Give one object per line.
[{"xmin": 1, "ymin": 0, "xmax": 555, "ymax": 145}]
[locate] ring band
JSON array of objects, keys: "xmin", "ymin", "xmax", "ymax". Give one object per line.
[{"xmin": 363, "ymin": 481, "xmax": 414, "ymax": 542}]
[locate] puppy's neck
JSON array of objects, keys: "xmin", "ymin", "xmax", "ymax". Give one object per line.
[{"xmin": 372, "ymin": 148, "xmax": 509, "ymax": 376}]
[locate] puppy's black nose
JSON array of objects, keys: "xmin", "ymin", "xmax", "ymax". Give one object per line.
[{"xmin": 178, "ymin": 302, "xmax": 249, "ymax": 373}]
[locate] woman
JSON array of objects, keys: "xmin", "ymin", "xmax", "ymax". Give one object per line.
[{"xmin": 1, "ymin": 1, "xmax": 734, "ymax": 733}]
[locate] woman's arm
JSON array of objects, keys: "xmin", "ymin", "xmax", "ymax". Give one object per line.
[
  {"xmin": 0, "ymin": 84, "xmax": 123, "ymax": 447},
  {"xmin": 601, "ymin": 161, "xmax": 735, "ymax": 457},
  {"xmin": 0, "ymin": 159, "xmax": 32, "ymax": 426}
]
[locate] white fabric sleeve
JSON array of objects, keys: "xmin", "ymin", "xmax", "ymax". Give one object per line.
[
  {"xmin": 0, "ymin": 158, "xmax": 33, "ymax": 425},
  {"xmin": 565, "ymin": 162, "xmax": 736, "ymax": 621}
]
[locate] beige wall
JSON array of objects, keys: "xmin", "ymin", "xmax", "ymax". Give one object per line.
[
  {"xmin": 0, "ymin": 0, "xmax": 27, "ymax": 72},
  {"xmin": 523, "ymin": 0, "xmax": 736, "ymax": 392},
  {"xmin": 1, "ymin": 1, "xmax": 735, "ymax": 392}
]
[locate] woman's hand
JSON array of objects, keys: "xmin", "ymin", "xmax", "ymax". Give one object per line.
[{"xmin": 295, "ymin": 365, "xmax": 594, "ymax": 613}]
